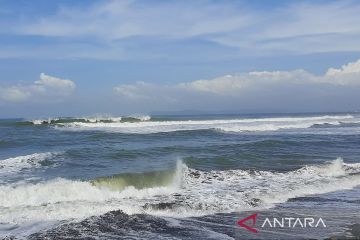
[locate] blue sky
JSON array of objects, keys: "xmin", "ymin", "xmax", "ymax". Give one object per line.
[{"xmin": 1, "ymin": 0, "xmax": 360, "ymax": 117}]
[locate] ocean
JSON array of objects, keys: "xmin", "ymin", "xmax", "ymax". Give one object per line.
[{"xmin": 0, "ymin": 113, "xmax": 360, "ymax": 239}]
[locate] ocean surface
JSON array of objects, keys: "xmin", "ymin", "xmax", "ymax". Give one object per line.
[{"xmin": 0, "ymin": 113, "xmax": 360, "ymax": 239}]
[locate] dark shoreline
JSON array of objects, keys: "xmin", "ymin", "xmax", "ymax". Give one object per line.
[{"xmin": 24, "ymin": 189, "xmax": 360, "ymax": 240}]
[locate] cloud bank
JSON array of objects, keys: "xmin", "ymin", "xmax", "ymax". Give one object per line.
[
  {"xmin": 1, "ymin": 60, "xmax": 360, "ymax": 116},
  {"xmin": 113, "ymin": 59, "xmax": 360, "ymax": 112},
  {"xmin": 0, "ymin": 73, "xmax": 76, "ymax": 103}
]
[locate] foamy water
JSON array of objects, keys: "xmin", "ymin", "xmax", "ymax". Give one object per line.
[
  {"xmin": 55, "ymin": 114, "xmax": 357, "ymax": 134},
  {"xmin": 0, "ymin": 158, "xmax": 359, "ymax": 227},
  {"xmin": 1, "ymin": 113, "xmax": 360, "ymax": 238},
  {"xmin": 0, "ymin": 152, "xmax": 59, "ymax": 175}
]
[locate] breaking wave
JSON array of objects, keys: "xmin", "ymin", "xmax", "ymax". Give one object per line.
[
  {"xmin": 54, "ymin": 114, "xmax": 360, "ymax": 134},
  {"xmin": 0, "ymin": 152, "xmax": 59, "ymax": 175},
  {"xmin": 26, "ymin": 115, "xmax": 152, "ymax": 125},
  {"xmin": 0, "ymin": 158, "xmax": 359, "ymax": 224},
  {"xmin": 91, "ymin": 169, "xmax": 177, "ymax": 191}
]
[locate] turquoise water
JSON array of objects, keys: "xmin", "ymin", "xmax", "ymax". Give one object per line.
[{"xmin": 1, "ymin": 113, "xmax": 360, "ymax": 239}]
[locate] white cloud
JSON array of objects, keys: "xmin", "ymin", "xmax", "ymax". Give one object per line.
[
  {"xmin": 114, "ymin": 59, "xmax": 360, "ymax": 98},
  {"xmin": 36, "ymin": 73, "xmax": 75, "ymax": 92},
  {"xmin": 17, "ymin": 1, "xmax": 251, "ymax": 40},
  {"xmin": 326, "ymin": 59, "xmax": 360, "ymax": 76},
  {"xmin": 181, "ymin": 59, "xmax": 360, "ymax": 95},
  {"xmin": 210, "ymin": 1, "xmax": 360, "ymax": 54},
  {"xmin": 178, "ymin": 70, "xmax": 317, "ymax": 95},
  {"xmin": 178, "ymin": 75, "xmax": 247, "ymax": 94},
  {"xmin": 114, "ymin": 82, "xmax": 150, "ymax": 100},
  {"xmin": 0, "ymin": 73, "xmax": 76, "ymax": 103},
  {"xmin": 111, "ymin": 59, "xmax": 360, "ymax": 112},
  {"xmin": 0, "ymin": 86, "xmax": 31, "ymax": 102},
  {"xmin": 3, "ymin": 0, "xmax": 360, "ymax": 59},
  {"xmin": 322, "ymin": 59, "xmax": 360, "ymax": 85}
]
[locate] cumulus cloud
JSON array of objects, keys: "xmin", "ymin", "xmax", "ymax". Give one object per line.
[
  {"xmin": 178, "ymin": 60, "xmax": 360, "ymax": 95},
  {"xmin": 178, "ymin": 70, "xmax": 314, "ymax": 95},
  {"xmin": 36, "ymin": 73, "xmax": 76, "ymax": 90},
  {"xmin": 112, "ymin": 59, "xmax": 360, "ymax": 112},
  {"xmin": 112, "ymin": 58, "xmax": 357, "ymax": 99},
  {"xmin": 179, "ymin": 75, "xmax": 247, "ymax": 94},
  {"xmin": 0, "ymin": 87, "xmax": 32, "ymax": 102},
  {"xmin": 322, "ymin": 59, "xmax": 360, "ymax": 85},
  {"xmin": 0, "ymin": 73, "xmax": 76, "ymax": 103}
]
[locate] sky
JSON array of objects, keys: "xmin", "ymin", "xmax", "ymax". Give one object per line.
[{"xmin": 1, "ymin": 0, "xmax": 360, "ymax": 117}]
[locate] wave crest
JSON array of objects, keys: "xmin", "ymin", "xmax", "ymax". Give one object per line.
[
  {"xmin": 27, "ymin": 115, "xmax": 151, "ymax": 125},
  {"xmin": 91, "ymin": 168, "xmax": 178, "ymax": 191},
  {"xmin": 0, "ymin": 152, "xmax": 59, "ymax": 175},
  {"xmin": 56, "ymin": 114, "xmax": 358, "ymax": 134},
  {"xmin": 0, "ymin": 158, "xmax": 359, "ymax": 224}
]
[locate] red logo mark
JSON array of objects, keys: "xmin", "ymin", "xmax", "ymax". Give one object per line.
[{"xmin": 237, "ymin": 213, "xmax": 258, "ymax": 233}]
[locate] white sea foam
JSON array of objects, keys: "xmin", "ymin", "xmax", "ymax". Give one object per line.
[
  {"xmin": 170, "ymin": 157, "xmax": 360, "ymax": 216},
  {"xmin": 55, "ymin": 114, "xmax": 358, "ymax": 134},
  {"xmin": 0, "ymin": 179, "xmax": 176, "ymax": 225},
  {"xmin": 0, "ymin": 152, "xmax": 59, "ymax": 175},
  {"xmin": 128, "ymin": 114, "xmax": 151, "ymax": 121},
  {"xmin": 0, "ymin": 158, "xmax": 359, "ymax": 227},
  {"xmin": 30, "ymin": 114, "xmax": 151, "ymax": 125},
  {"xmin": 32, "ymin": 118, "xmax": 59, "ymax": 125},
  {"xmin": 83, "ymin": 116, "xmax": 123, "ymax": 123}
]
